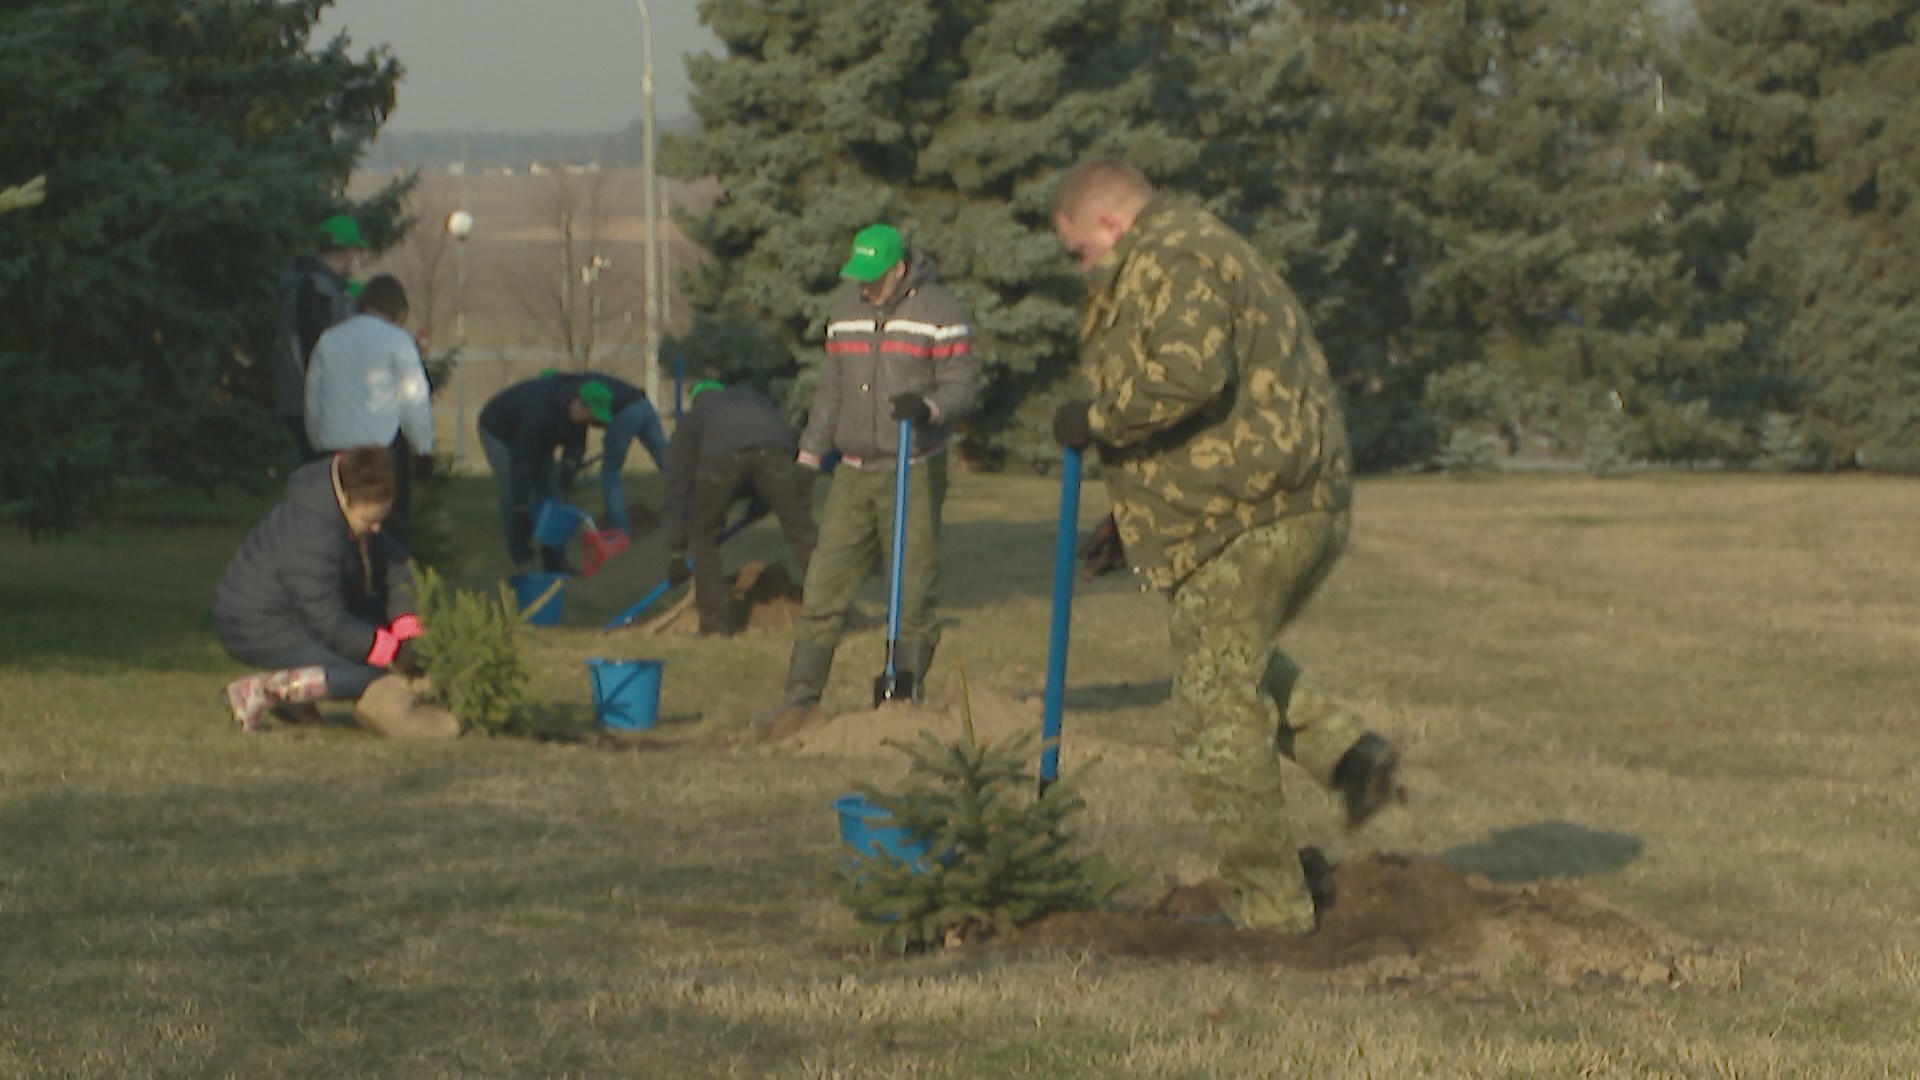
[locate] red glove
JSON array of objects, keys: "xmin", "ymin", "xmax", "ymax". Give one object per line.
[{"xmin": 365, "ymin": 613, "xmax": 425, "ymax": 667}]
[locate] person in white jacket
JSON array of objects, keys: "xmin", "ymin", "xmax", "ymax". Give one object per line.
[{"xmin": 304, "ymin": 274, "xmax": 435, "ymax": 549}]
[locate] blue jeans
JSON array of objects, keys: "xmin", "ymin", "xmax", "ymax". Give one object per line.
[
  {"xmin": 481, "ymin": 431, "xmax": 553, "ymax": 564},
  {"xmin": 599, "ymin": 398, "xmax": 668, "ymax": 533}
]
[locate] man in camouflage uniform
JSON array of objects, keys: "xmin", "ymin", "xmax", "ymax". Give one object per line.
[{"xmin": 1050, "ymin": 159, "xmax": 1403, "ymax": 934}]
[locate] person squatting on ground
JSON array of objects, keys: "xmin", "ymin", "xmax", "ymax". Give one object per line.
[
  {"xmin": 276, "ymin": 214, "xmax": 363, "ymax": 463},
  {"xmin": 476, "ymin": 373, "xmax": 668, "ymax": 572},
  {"xmin": 660, "ymin": 377, "xmax": 819, "ymax": 636},
  {"xmin": 758, "ymin": 223, "xmax": 979, "ymax": 722},
  {"xmin": 303, "ymin": 273, "xmax": 434, "ymax": 551},
  {"xmin": 1049, "ymin": 158, "xmax": 1404, "ymax": 934},
  {"xmin": 212, "ymin": 447, "xmax": 425, "ymax": 732}
]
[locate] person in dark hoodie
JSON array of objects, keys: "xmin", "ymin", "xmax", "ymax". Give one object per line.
[
  {"xmin": 660, "ymin": 377, "xmax": 818, "ymax": 636},
  {"xmin": 755, "ymin": 222, "xmax": 978, "ymax": 725},
  {"xmin": 476, "ymin": 372, "xmax": 667, "ymax": 571},
  {"xmin": 276, "ymin": 214, "xmax": 363, "ymax": 462},
  {"xmin": 213, "ymin": 446, "xmax": 423, "ymax": 732}
]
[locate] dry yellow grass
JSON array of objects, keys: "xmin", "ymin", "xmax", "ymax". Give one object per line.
[{"xmin": 3, "ymin": 469, "xmax": 1919, "ymax": 1076}]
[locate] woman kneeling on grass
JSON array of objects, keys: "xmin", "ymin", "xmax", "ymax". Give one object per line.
[{"xmin": 213, "ymin": 445, "xmax": 424, "ymax": 732}]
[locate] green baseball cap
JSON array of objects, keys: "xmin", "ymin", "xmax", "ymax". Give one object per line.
[
  {"xmin": 840, "ymin": 223, "xmax": 903, "ymax": 282},
  {"xmin": 577, "ymin": 380, "xmax": 614, "ymax": 424},
  {"xmin": 688, "ymin": 379, "xmax": 724, "ymax": 402},
  {"xmin": 318, "ymin": 213, "xmax": 365, "ymax": 250}
]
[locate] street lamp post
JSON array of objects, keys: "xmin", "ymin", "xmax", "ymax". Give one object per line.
[
  {"xmin": 633, "ymin": 0, "xmax": 661, "ymax": 407},
  {"xmin": 446, "ymin": 208, "xmax": 474, "ymax": 466}
]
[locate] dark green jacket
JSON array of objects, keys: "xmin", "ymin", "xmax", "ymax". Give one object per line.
[{"xmin": 1079, "ymin": 198, "xmax": 1353, "ymax": 590}]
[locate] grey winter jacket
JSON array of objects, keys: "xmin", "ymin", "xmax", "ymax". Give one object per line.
[
  {"xmin": 213, "ymin": 457, "xmax": 414, "ymax": 666},
  {"xmin": 802, "ymin": 251, "xmax": 978, "ymax": 468}
]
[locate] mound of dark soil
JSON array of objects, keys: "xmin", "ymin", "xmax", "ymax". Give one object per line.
[{"xmin": 1002, "ymin": 854, "xmax": 1701, "ymax": 990}]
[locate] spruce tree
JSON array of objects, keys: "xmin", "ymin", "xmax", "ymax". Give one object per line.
[
  {"xmin": 1276, "ymin": 0, "xmax": 1741, "ymax": 467},
  {"xmin": 0, "ymin": 0, "xmax": 404, "ymax": 534},
  {"xmin": 663, "ymin": 0, "xmax": 1255, "ymax": 465},
  {"xmin": 1680, "ymin": 0, "xmax": 1920, "ymax": 469}
]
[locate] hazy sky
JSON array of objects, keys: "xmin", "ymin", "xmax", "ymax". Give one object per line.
[{"xmin": 316, "ymin": 1, "xmax": 721, "ymax": 134}]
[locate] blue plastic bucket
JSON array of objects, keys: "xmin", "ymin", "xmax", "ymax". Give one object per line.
[
  {"xmin": 533, "ymin": 499, "xmax": 591, "ymax": 549},
  {"xmin": 509, "ymin": 572, "xmax": 567, "ymax": 626},
  {"xmin": 834, "ymin": 793, "xmax": 935, "ymax": 871},
  {"xmin": 588, "ymin": 657, "xmax": 664, "ymax": 731}
]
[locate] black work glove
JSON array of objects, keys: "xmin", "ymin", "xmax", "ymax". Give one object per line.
[
  {"xmin": 1053, "ymin": 400, "xmax": 1093, "ymax": 448},
  {"xmin": 1077, "ymin": 513, "xmax": 1128, "ymax": 581},
  {"xmin": 889, "ymin": 393, "xmax": 933, "ymax": 426},
  {"xmin": 667, "ymin": 552, "xmax": 692, "ymax": 586},
  {"xmin": 557, "ymin": 457, "xmax": 583, "ymax": 493}
]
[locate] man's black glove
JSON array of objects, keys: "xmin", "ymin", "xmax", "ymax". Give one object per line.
[
  {"xmin": 557, "ymin": 457, "xmax": 583, "ymax": 493},
  {"xmin": 889, "ymin": 393, "xmax": 933, "ymax": 426},
  {"xmin": 667, "ymin": 552, "xmax": 692, "ymax": 586},
  {"xmin": 1078, "ymin": 513, "xmax": 1128, "ymax": 581},
  {"xmin": 1053, "ymin": 400, "xmax": 1093, "ymax": 448}
]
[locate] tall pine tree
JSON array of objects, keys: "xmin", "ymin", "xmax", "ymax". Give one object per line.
[
  {"xmin": 663, "ymin": 0, "xmax": 1265, "ymax": 465},
  {"xmin": 0, "ymin": 0, "xmax": 404, "ymax": 533},
  {"xmin": 1681, "ymin": 0, "xmax": 1920, "ymax": 469},
  {"xmin": 1272, "ymin": 0, "xmax": 1742, "ymax": 466}
]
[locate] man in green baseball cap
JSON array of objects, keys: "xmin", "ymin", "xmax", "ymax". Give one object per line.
[
  {"xmin": 576, "ymin": 379, "xmax": 615, "ymax": 424},
  {"xmin": 317, "ymin": 213, "xmax": 366, "ymax": 251},
  {"xmin": 278, "ymin": 213, "xmax": 366, "ymax": 462}
]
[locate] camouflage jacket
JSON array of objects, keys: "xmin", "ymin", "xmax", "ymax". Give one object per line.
[{"xmin": 1079, "ymin": 199, "xmax": 1353, "ymax": 591}]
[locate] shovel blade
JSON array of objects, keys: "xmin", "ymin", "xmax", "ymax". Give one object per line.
[{"xmin": 872, "ymin": 670, "xmax": 917, "ymax": 709}]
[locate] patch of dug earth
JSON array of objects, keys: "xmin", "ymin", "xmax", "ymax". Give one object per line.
[
  {"xmin": 640, "ymin": 562, "xmax": 883, "ymax": 637},
  {"xmin": 1001, "ymin": 854, "xmax": 1704, "ymax": 991},
  {"xmin": 759, "ymin": 684, "xmax": 1044, "ymax": 755}
]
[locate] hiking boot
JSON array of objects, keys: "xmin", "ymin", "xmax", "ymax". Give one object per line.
[
  {"xmin": 224, "ymin": 674, "xmax": 270, "ymax": 733},
  {"xmin": 1332, "ymin": 732, "xmax": 1404, "ymax": 829}
]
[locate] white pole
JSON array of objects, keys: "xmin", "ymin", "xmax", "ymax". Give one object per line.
[{"xmin": 634, "ymin": 0, "xmax": 660, "ymax": 406}]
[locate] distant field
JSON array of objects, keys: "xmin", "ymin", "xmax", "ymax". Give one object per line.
[{"xmin": 4, "ymin": 470, "xmax": 1919, "ymax": 1075}]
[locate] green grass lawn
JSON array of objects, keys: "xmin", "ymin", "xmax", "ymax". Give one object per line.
[{"xmin": 4, "ymin": 468, "xmax": 1919, "ymax": 1076}]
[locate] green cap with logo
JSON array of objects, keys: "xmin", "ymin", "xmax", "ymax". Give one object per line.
[
  {"xmin": 839, "ymin": 222, "xmax": 904, "ymax": 282},
  {"xmin": 577, "ymin": 380, "xmax": 614, "ymax": 424},
  {"xmin": 317, "ymin": 213, "xmax": 365, "ymax": 250}
]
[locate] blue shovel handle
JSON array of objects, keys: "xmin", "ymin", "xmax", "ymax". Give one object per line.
[
  {"xmin": 598, "ymin": 511, "xmax": 758, "ymax": 633},
  {"xmin": 1039, "ymin": 445, "xmax": 1083, "ymax": 794}
]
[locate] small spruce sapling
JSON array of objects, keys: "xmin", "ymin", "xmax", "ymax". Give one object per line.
[
  {"xmin": 409, "ymin": 562, "xmax": 531, "ymax": 735},
  {"xmin": 829, "ymin": 683, "xmax": 1126, "ymax": 954}
]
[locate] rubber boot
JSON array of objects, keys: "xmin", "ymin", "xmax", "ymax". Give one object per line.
[
  {"xmin": 897, "ymin": 640, "xmax": 936, "ymax": 706},
  {"xmin": 225, "ymin": 666, "xmax": 328, "ymax": 733},
  {"xmin": 751, "ymin": 640, "xmax": 835, "ymax": 730}
]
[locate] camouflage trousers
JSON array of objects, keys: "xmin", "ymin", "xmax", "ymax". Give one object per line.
[
  {"xmin": 1165, "ymin": 508, "xmax": 1365, "ymax": 932},
  {"xmin": 797, "ymin": 453, "xmax": 948, "ymax": 650}
]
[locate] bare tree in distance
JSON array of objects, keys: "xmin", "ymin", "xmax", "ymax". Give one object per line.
[
  {"xmin": 515, "ymin": 164, "xmax": 639, "ymax": 374},
  {"xmin": 392, "ymin": 186, "xmax": 459, "ymax": 352}
]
